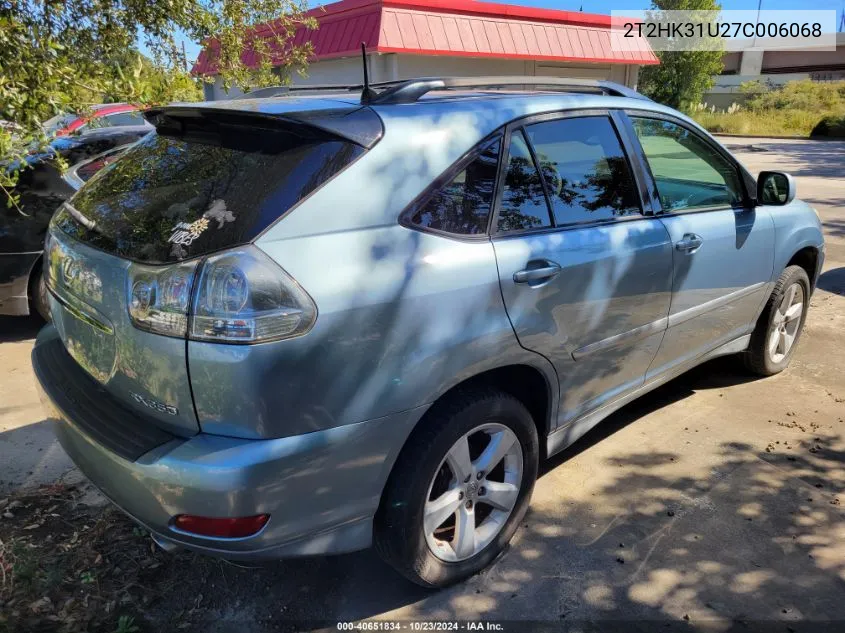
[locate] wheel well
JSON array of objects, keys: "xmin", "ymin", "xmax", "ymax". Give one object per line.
[
  {"xmin": 433, "ymin": 365, "xmax": 551, "ymax": 456},
  {"xmin": 788, "ymin": 247, "xmax": 819, "ymax": 288}
]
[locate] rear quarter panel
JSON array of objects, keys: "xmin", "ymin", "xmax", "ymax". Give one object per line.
[{"xmin": 189, "ymin": 227, "xmax": 557, "ymax": 439}]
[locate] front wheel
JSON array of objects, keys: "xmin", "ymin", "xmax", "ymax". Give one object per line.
[
  {"xmin": 375, "ymin": 388, "xmax": 538, "ymax": 588},
  {"xmin": 743, "ymin": 265, "xmax": 810, "ymax": 376}
]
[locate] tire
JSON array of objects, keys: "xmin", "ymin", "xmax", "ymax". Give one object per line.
[
  {"xmin": 743, "ymin": 265, "xmax": 810, "ymax": 376},
  {"xmin": 29, "ymin": 267, "xmax": 51, "ymax": 322},
  {"xmin": 375, "ymin": 387, "xmax": 539, "ymax": 588}
]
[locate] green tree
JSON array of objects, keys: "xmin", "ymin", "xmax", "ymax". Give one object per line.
[
  {"xmin": 637, "ymin": 0, "xmax": 725, "ymax": 111},
  {"xmin": 1, "ymin": 0, "xmax": 316, "ymax": 206}
]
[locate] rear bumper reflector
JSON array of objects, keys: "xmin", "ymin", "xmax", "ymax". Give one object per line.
[{"xmin": 172, "ymin": 514, "xmax": 270, "ymax": 538}]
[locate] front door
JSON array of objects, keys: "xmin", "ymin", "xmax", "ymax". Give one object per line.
[
  {"xmin": 492, "ymin": 112, "xmax": 673, "ymax": 427},
  {"xmin": 625, "ymin": 114, "xmax": 775, "ymax": 378}
]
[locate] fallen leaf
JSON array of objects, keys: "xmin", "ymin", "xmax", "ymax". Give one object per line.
[{"xmin": 29, "ymin": 597, "xmax": 52, "ymax": 613}]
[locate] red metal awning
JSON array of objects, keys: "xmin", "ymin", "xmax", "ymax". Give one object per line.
[{"xmin": 192, "ymin": 0, "xmax": 657, "ymax": 76}]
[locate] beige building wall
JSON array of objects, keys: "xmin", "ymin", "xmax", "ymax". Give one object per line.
[{"xmin": 206, "ymin": 53, "xmax": 643, "ymax": 101}]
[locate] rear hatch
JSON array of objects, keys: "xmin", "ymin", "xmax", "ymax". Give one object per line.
[
  {"xmin": 45, "ymin": 101, "xmax": 378, "ymax": 438},
  {"xmin": 45, "ymin": 227, "xmax": 199, "ymax": 435}
]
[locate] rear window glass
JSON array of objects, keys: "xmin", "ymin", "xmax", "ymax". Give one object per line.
[{"xmin": 55, "ymin": 121, "xmax": 364, "ymax": 263}]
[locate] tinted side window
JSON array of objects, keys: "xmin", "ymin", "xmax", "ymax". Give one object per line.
[
  {"xmin": 104, "ymin": 111, "xmax": 144, "ymax": 126},
  {"xmin": 409, "ymin": 138, "xmax": 500, "ymax": 235},
  {"xmin": 523, "ymin": 116, "xmax": 641, "ymax": 226},
  {"xmin": 76, "ymin": 151, "xmax": 124, "ymax": 182},
  {"xmin": 497, "ymin": 130, "xmax": 552, "ymax": 233},
  {"xmin": 631, "ymin": 117, "xmax": 743, "ymax": 212}
]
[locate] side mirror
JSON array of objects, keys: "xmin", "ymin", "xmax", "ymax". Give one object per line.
[{"xmin": 757, "ymin": 171, "xmax": 796, "ymax": 206}]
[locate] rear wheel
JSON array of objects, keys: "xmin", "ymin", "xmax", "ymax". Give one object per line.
[
  {"xmin": 743, "ymin": 265, "xmax": 809, "ymax": 376},
  {"xmin": 375, "ymin": 388, "xmax": 538, "ymax": 588}
]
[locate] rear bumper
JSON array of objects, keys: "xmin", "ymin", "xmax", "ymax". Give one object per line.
[
  {"xmin": 33, "ymin": 327, "xmax": 423, "ymax": 559},
  {"xmin": 0, "ymin": 251, "xmax": 40, "ymax": 316}
]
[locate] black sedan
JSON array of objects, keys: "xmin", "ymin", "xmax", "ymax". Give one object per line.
[{"xmin": 1, "ymin": 126, "xmax": 149, "ymax": 319}]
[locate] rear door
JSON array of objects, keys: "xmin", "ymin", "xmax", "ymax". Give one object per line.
[
  {"xmin": 624, "ymin": 114, "xmax": 775, "ymax": 378},
  {"xmin": 492, "ymin": 111, "xmax": 673, "ymax": 426}
]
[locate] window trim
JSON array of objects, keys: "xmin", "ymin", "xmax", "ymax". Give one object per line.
[
  {"xmin": 399, "ymin": 131, "xmax": 505, "ymax": 242},
  {"xmin": 491, "ymin": 108, "xmax": 648, "ymax": 238},
  {"xmin": 619, "ymin": 109, "xmax": 753, "ymax": 217}
]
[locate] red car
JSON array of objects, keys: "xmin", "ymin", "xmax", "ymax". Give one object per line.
[{"xmin": 43, "ymin": 103, "xmax": 151, "ymax": 137}]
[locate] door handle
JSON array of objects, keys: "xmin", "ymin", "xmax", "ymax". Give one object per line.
[
  {"xmin": 675, "ymin": 233, "xmax": 703, "ymax": 253},
  {"xmin": 513, "ymin": 261, "xmax": 562, "ymax": 284}
]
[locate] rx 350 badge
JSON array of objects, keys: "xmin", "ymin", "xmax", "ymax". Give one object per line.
[{"xmin": 130, "ymin": 392, "xmax": 178, "ymax": 416}]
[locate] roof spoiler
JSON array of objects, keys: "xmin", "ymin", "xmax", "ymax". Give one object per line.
[{"xmin": 142, "ymin": 105, "xmax": 384, "ymax": 148}]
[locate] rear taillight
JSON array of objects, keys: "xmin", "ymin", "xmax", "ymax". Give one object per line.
[
  {"xmin": 128, "ymin": 261, "xmax": 197, "ymax": 337},
  {"xmin": 172, "ymin": 514, "xmax": 269, "ymax": 538},
  {"xmin": 191, "ymin": 248, "xmax": 316, "ymax": 343},
  {"xmin": 126, "ymin": 245, "xmax": 316, "ymax": 344}
]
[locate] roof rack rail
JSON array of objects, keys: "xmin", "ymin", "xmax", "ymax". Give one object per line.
[
  {"xmin": 230, "ymin": 76, "xmax": 649, "ymax": 104},
  {"xmin": 232, "ymin": 80, "xmax": 408, "ymax": 101},
  {"xmin": 365, "ymin": 76, "xmax": 650, "ymax": 105}
]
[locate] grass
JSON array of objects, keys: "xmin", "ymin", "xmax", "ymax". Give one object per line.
[
  {"xmin": 691, "ymin": 108, "xmax": 833, "ymax": 137},
  {"xmin": 687, "ymin": 79, "xmax": 845, "ymax": 138}
]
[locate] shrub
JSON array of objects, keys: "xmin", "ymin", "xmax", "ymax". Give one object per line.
[
  {"xmin": 745, "ymin": 79, "xmax": 845, "ymax": 112},
  {"xmin": 811, "ymin": 116, "xmax": 845, "ymax": 138},
  {"xmin": 689, "ymin": 80, "xmax": 845, "ymax": 137}
]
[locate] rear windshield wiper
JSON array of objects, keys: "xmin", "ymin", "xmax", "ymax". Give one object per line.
[{"xmin": 62, "ymin": 201, "xmax": 100, "ymax": 233}]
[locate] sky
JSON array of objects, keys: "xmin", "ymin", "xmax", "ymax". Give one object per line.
[
  {"xmin": 141, "ymin": 0, "xmax": 845, "ymax": 68},
  {"xmin": 548, "ymin": 0, "xmax": 844, "ymax": 13}
]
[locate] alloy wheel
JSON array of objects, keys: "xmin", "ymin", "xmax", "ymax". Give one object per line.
[
  {"xmin": 768, "ymin": 282, "xmax": 804, "ymax": 364},
  {"xmin": 423, "ymin": 423, "xmax": 523, "ymax": 562}
]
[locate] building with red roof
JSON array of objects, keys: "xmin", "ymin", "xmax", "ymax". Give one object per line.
[{"xmin": 194, "ymin": 0, "xmax": 657, "ymax": 100}]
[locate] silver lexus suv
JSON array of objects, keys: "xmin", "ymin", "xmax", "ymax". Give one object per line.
[{"xmin": 33, "ymin": 77, "xmax": 824, "ymax": 587}]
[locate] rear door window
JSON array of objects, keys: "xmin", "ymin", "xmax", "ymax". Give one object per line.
[
  {"xmin": 55, "ymin": 116, "xmax": 365, "ymax": 263},
  {"xmin": 497, "ymin": 130, "xmax": 553, "ymax": 233},
  {"xmin": 523, "ymin": 116, "xmax": 641, "ymax": 226}
]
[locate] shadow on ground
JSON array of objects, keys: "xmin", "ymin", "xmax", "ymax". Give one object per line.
[
  {"xmin": 817, "ymin": 267, "xmax": 845, "ymax": 296},
  {"xmin": 728, "ymin": 141, "xmax": 845, "ymax": 179},
  {"xmin": 0, "ymin": 314, "xmax": 42, "ymax": 343}
]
